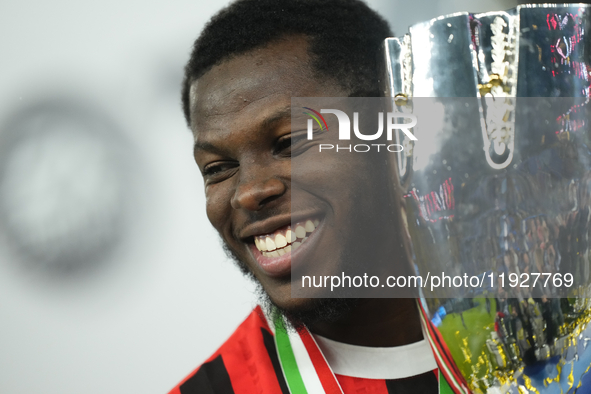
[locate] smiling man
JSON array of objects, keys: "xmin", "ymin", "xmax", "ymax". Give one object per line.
[{"xmin": 168, "ymin": 1, "xmax": 467, "ymax": 393}]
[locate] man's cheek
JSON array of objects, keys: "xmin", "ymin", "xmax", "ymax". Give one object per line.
[{"xmin": 205, "ymin": 188, "xmax": 232, "ymax": 231}]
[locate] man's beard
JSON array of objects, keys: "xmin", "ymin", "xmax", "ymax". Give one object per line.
[{"xmin": 222, "ymin": 242, "xmax": 360, "ymax": 331}]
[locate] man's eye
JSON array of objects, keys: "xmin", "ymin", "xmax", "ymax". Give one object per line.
[
  {"xmin": 202, "ymin": 162, "xmax": 238, "ymax": 182},
  {"xmin": 274, "ymin": 133, "xmax": 308, "ymax": 156},
  {"xmin": 274, "ymin": 136, "xmax": 292, "ymax": 155}
]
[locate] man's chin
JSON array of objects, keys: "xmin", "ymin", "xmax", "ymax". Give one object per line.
[
  {"xmin": 223, "ymin": 241, "xmax": 359, "ymax": 330},
  {"xmin": 256, "ymin": 285, "xmax": 360, "ymax": 331}
]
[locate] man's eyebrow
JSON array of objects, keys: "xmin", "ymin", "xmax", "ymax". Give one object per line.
[
  {"xmin": 193, "ymin": 140, "xmax": 227, "ymax": 156},
  {"xmin": 193, "ymin": 106, "xmax": 293, "ymax": 155},
  {"xmin": 261, "ymin": 107, "xmax": 292, "ymax": 129}
]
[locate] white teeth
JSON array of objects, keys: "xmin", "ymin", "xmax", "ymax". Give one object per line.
[
  {"xmin": 275, "ymin": 234, "xmax": 287, "ymax": 248},
  {"xmin": 254, "ymin": 219, "xmax": 321, "ymax": 255},
  {"xmin": 295, "ymin": 225, "xmax": 306, "ymax": 238},
  {"xmin": 286, "ymin": 229, "xmax": 296, "ymax": 243},
  {"xmin": 266, "ymin": 237, "xmax": 276, "ymax": 251}
]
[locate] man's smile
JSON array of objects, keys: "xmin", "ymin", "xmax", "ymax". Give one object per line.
[
  {"xmin": 248, "ymin": 218, "xmax": 322, "ymax": 277},
  {"xmin": 254, "ymin": 219, "xmax": 320, "ymax": 255}
]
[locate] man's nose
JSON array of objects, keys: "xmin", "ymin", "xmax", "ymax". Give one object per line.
[{"xmin": 230, "ymin": 170, "xmax": 287, "ymax": 211}]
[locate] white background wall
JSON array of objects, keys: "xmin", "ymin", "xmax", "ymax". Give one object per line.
[{"xmin": 0, "ymin": 1, "xmax": 515, "ymax": 393}]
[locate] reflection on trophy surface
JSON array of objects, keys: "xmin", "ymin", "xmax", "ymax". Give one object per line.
[{"xmin": 384, "ymin": 4, "xmax": 591, "ymax": 393}]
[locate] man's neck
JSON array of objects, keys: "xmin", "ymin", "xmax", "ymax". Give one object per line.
[{"xmin": 307, "ymin": 298, "xmax": 424, "ymax": 347}]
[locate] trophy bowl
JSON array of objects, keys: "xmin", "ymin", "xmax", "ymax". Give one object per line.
[{"xmin": 383, "ymin": 4, "xmax": 591, "ymax": 393}]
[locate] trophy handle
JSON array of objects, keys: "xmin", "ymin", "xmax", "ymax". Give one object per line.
[
  {"xmin": 383, "ymin": 36, "xmax": 414, "ymax": 190},
  {"xmin": 473, "ymin": 11, "xmax": 518, "ymax": 170}
]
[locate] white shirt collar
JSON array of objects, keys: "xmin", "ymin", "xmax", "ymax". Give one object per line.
[{"xmin": 312, "ymin": 334, "xmax": 437, "ymax": 380}]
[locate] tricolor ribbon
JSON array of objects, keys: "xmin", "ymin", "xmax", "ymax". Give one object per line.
[{"xmin": 272, "ymin": 300, "xmax": 472, "ymax": 394}]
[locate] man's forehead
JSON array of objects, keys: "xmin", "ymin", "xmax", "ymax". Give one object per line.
[
  {"xmin": 190, "ymin": 76, "xmax": 294, "ymax": 143},
  {"xmin": 190, "ymin": 71, "xmax": 291, "ymax": 124},
  {"xmin": 189, "ymin": 37, "xmax": 314, "ymax": 121}
]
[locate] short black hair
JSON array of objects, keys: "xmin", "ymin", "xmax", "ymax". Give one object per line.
[{"xmin": 181, "ymin": 0, "xmax": 393, "ymax": 126}]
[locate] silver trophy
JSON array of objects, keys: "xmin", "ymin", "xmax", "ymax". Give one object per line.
[{"xmin": 383, "ymin": 4, "xmax": 591, "ymax": 393}]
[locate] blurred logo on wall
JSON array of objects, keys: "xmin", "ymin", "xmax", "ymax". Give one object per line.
[{"xmin": 0, "ymin": 98, "xmax": 136, "ymax": 276}]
